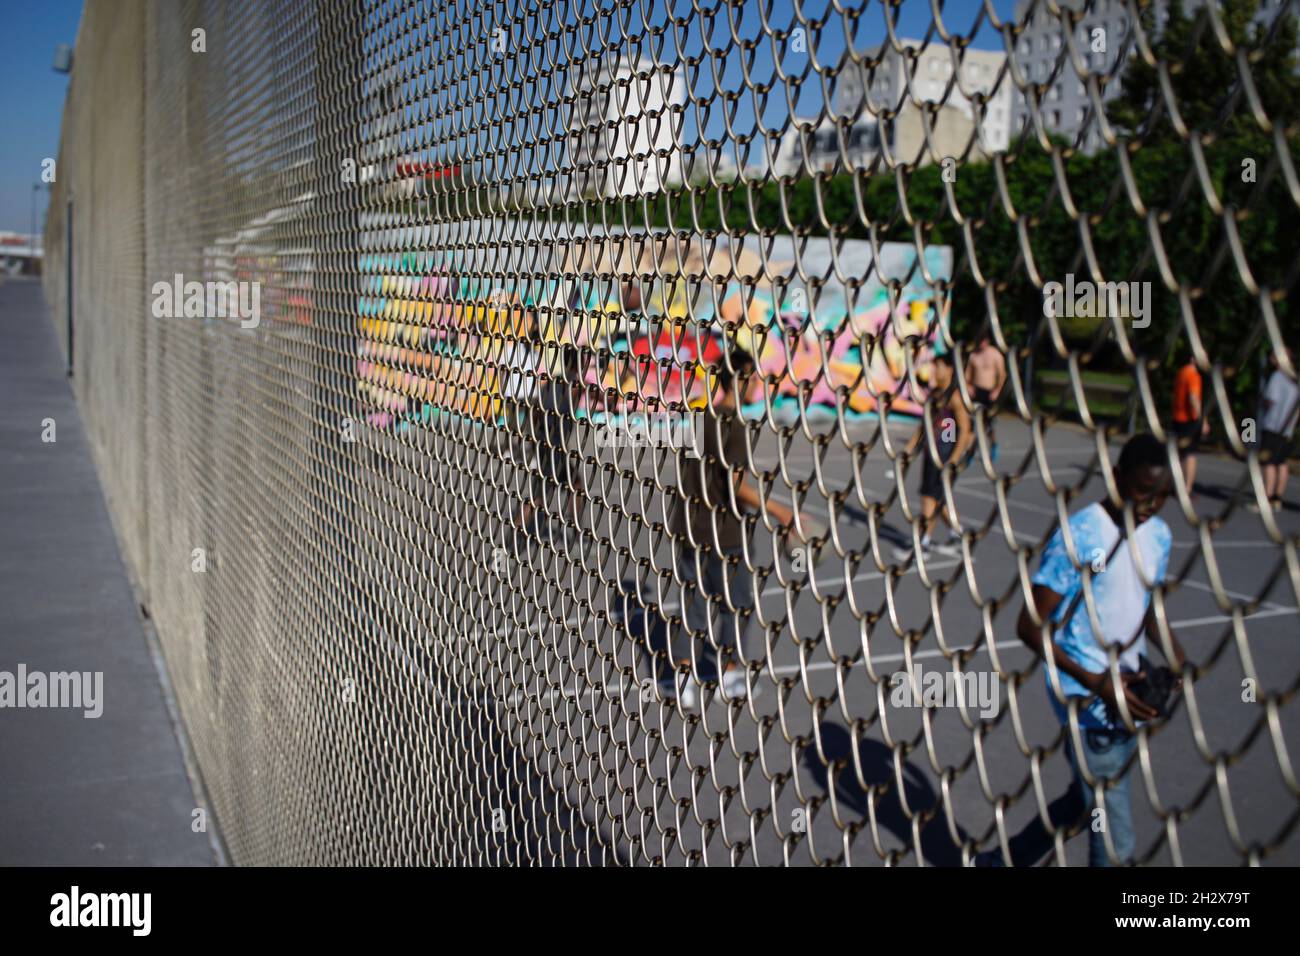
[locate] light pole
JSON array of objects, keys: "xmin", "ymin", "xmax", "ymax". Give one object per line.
[{"xmin": 30, "ymin": 182, "xmax": 51, "ymax": 262}]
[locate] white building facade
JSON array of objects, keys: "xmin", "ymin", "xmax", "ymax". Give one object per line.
[
  {"xmin": 567, "ymin": 55, "xmax": 687, "ymax": 198},
  {"xmin": 846, "ymin": 39, "xmax": 1013, "ymax": 156},
  {"xmin": 772, "ymin": 38, "xmax": 1011, "ymax": 178}
]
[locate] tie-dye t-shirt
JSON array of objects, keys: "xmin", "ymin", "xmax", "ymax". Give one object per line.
[{"xmin": 1031, "ymin": 503, "xmax": 1172, "ymax": 728}]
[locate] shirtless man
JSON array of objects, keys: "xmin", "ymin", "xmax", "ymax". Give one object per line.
[
  {"xmin": 967, "ymin": 334, "xmax": 1007, "ymax": 462},
  {"xmin": 894, "ymin": 353, "xmax": 974, "ymax": 559}
]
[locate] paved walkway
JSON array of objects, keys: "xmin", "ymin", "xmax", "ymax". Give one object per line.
[{"xmin": 0, "ymin": 277, "xmax": 216, "ymax": 865}]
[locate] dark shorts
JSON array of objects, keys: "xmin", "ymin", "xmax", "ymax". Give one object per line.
[
  {"xmin": 1260, "ymin": 429, "xmax": 1294, "ymax": 465},
  {"xmin": 537, "ymin": 445, "xmax": 567, "ymax": 482},
  {"xmin": 972, "ymin": 386, "xmax": 996, "ymax": 407},
  {"xmin": 533, "ymin": 418, "xmax": 574, "ymax": 495},
  {"xmin": 1173, "ymin": 420, "xmax": 1200, "ymax": 456},
  {"xmin": 675, "ymin": 550, "xmax": 753, "ymax": 670},
  {"xmin": 920, "ymin": 442, "xmax": 955, "ymax": 501}
]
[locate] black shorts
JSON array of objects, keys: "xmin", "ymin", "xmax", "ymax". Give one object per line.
[
  {"xmin": 972, "ymin": 386, "xmax": 996, "ymax": 407},
  {"xmin": 533, "ymin": 419, "xmax": 573, "ymax": 492},
  {"xmin": 919, "ymin": 442, "xmax": 955, "ymax": 501},
  {"xmin": 537, "ymin": 445, "xmax": 567, "ymax": 481},
  {"xmin": 1173, "ymin": 420, "xmax": 1200, "ymax": 456},
  {"xmin": 1260, "ymin": 429, "xmax": 1294, "ymax": 465}
]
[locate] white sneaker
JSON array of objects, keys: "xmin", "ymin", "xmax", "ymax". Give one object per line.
[
  {"xmin": 676, "ymin": 674, "xmax": 699, "ymax": 711},
  {"xmin": 933, "ymin": 535, "xmax": 961, "ymax": 557},
  {"xmin": 721, "ymin": 668, "xmax": 754, "ymax": 701},
  {"xmin": 893, "ymin": 540, "xmax": 931, "ymax": 563}
]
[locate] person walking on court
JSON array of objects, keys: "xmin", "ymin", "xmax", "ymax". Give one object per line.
[
  {"xmin": 1171, "ymin": 349, "xmax": 1209, "ymax": 499},
  {"xmin": 665, "ymin": 347, "xmax": 811, "ymax": 708},
  {"xmin": 896, "ymin": 353, "xmax": 973, "ymax": 560},
  {"xmin": 966, "ymin": 333, "xmax": 1006, "ymax": 463},
  {"xmin": 521, "ymin": 343, "xmax": 588, "ymax": 546},
  {"xmin": 983, "ymin": 434, "xmax": 1187, "ymax": 867},
  {"xmin": 1254, "ymin": 347, "xmax": 1299, "ymax": 512}
]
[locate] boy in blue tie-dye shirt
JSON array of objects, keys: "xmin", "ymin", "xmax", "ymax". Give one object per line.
[{"xmin": 996, "ymin": 434, "xmax": 1186, "ymax": 867}]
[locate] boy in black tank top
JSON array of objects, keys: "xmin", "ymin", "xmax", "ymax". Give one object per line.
[{"xmin": 895, "ymin": 353, "xmax": 973, "ymax": 559}]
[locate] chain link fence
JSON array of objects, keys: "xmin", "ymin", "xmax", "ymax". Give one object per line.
[{"xmin": 44, "ymin": 0, "xmax": 1300, "ymax": 865}]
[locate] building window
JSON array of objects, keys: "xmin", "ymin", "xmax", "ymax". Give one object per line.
[{"xmin": 848, "ymin": 124, "xmax": 878, "ymax": 152}]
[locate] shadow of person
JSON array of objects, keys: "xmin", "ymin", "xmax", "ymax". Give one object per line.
[
  {"xmin": 841, "ymin": 504, "xmax": 912, "ymax": 549},
  {"xmin": 803, "ymin": 720, "xmax": 968, "ymax": 866}
]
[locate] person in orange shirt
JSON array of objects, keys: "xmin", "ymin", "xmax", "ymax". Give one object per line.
[{"xmin": 1171, "ymin": 350, "xmax": 1209, "ymax": 497}]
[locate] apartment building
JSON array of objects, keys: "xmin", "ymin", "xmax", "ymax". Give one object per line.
[
  {"xmin": 1012, "ymin": 0, "xmax": 1298, "ymax": 152},
  {"xmin": 567, "ymin": 54, "xmax": 687, "ymax": 198}
]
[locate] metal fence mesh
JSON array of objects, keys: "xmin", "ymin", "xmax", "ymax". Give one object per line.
[{"xmin": 45, "ymin": 0, "xmax": 1300, "ymax": 865}]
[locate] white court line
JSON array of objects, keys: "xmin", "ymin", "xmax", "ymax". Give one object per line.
[
  {"xmin": 767, "ymin": 489, "xmax": 1041, "ymax": 547},
  {"xmin": 515, "ymin": 567, "xmax": 1291, "ymax": 639},
  {"xmin": 1171, "ymin": 540, "xmax": 1293, "ymax": 549},
  {"xmin": 761, "ymin": 557, "xmax": 964, "ymax": 597},
  {"xmin": 1161, "ymin": 606, "xmax": 1299, "ymax": 629},
  {"xmin": 1180, "ymin": 578, "xmax": 1288, "ymax": 612},
  {"xmin": 992, "ymin": 445, "xmax": 1099, "ymax": 456},
  {"xmin": 765, "ymin": 490, "xmax": 836, "ymax": 519},
  {"xmin": 772, "ymin": 604, "xmax": 1300, "ymax": 674},
  {"xmin": 518, "ymin": 560, "xmax": 966, "ymax": 631},
  {"xmin": 499, "ymin": 605, "xmax": 1300, "ymax": 708},
  {"xmin": 655, "ymin": 558, "xmax": 964, "ymax": 613},
  {"xmin": 952, "ymin": 485, "xmax": 1060, "ymax": 517}
]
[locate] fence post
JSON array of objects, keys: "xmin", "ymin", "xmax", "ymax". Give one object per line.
[{"xmin": 65, "ymin": 195, "xmax": 73, "ymax": 378}]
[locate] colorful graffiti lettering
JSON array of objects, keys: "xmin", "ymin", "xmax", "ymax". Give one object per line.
[{"xmin": 354, "ymin": 239, "xmax": 952, "ymax": 432}]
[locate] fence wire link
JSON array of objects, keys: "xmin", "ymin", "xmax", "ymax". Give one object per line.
[{"xmin": 44, "ymin": 0, "xmax": 1300, "ymax": 865}]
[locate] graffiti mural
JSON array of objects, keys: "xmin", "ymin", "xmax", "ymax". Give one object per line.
[
  {"xmin": 354, "ymin": 231, "xmax": 953, "ymax": 433},
  {"xmin": 572, "ymin": 237, "xmax": 954, "ymax": 420}
]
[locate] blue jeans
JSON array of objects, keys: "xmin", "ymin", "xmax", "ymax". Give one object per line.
[
  {"xmin": 1068, "ymin": 727, "xmax": 1138, "ymax": 867},
  {"xmin": 674, "ymin": 550, "xmax": 753, "ymax": 682}
]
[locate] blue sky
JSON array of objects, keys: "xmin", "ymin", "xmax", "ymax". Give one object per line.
[
  {"xmin": 0, "ymin": 0, "xmax": 82, "ymax": 234},
  {"xmin": 0, "ymin": 0, "xmax": 1020, "ymax": 233},
  {"xmin": 654, "ymin": 0, "xmax": 1022, "ymax": 157}
]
